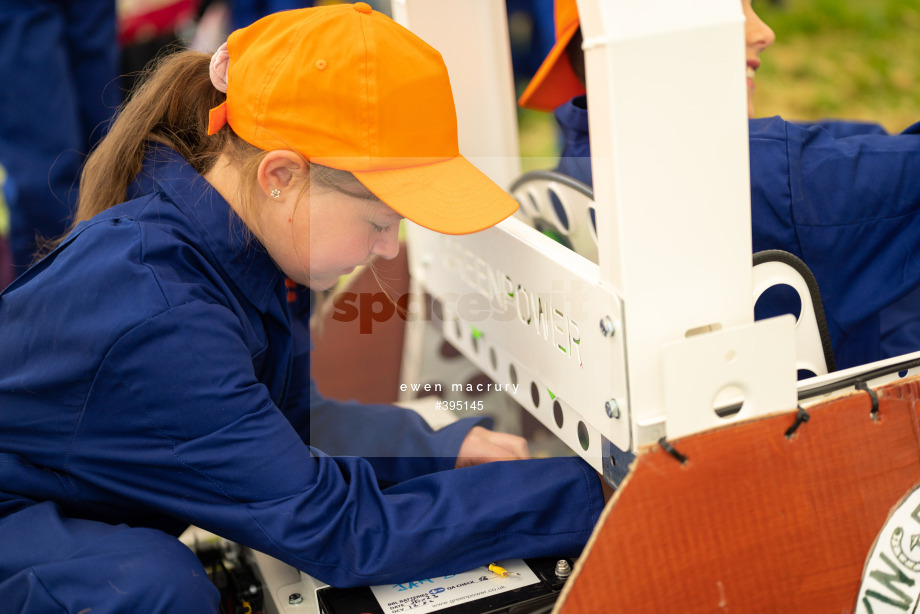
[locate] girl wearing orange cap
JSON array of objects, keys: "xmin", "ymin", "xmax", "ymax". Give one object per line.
[{"xmin": 0, "ymin": 4, "xmax": 606, "ymax": 612}]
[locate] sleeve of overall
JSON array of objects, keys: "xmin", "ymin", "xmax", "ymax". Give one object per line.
[
  {"xmin": 86, "ymin": 302, "xmax": 602, "ymax": 587},
  {"xmin": 798, "ymin": 119, "xmax": 889, "ymax": 139},
  {"xmin": 750, "ymin": 117, "xmax": 920, "ymax": 332},
  {"xmin": 280, "ymin": 302, "xmax": 492, "ymax": 483},
  {"xmin": 309, "ymin": 380, "xmax": 492, "ymax": 483}
]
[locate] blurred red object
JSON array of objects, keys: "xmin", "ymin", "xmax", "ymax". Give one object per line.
[{"xmin": 118, "ymin": 0, "xmax": 200, "ymax": 46}]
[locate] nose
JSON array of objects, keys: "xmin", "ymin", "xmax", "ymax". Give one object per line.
[
  {"xmin": 372, "ymin": 229, "xmax": 400, "ymax": 260},
  {"xmin": 746, "ymin": 6, "xmax": 776, "ymax": 53}
]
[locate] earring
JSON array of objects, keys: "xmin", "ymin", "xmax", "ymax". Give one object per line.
[{"xmin": 270, "ymin": 188, "xmax": 281, "ymax": 199}]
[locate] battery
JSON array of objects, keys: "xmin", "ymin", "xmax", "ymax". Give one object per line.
[{"xmin": 316, "ymin": 558, "xmax": 571, "ymax": 614}]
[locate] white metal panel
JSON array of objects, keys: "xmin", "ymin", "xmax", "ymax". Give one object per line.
[
  {"xmin": 752, "ymin": 258, "xmax": 831, "ymax": 377},
  {"xmin": 407, "ymin": 217, "xmax": 629, "ymax": 457},
  {"xmin": 663, "ymin": 315, "xmax": 798, "ymax": 441}
]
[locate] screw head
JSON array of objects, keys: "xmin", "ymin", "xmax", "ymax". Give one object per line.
[
  {"xmin": 599, "ymin": 316, "xmax": 616, "ymax": 337},
  {"xmin": 289, "ymin": 593, "xmax": 303, "ymax": 605},
  {"xmin": 555, "ymin": 559, "xmax": 572, "ymax": 578},
  {"xmin": 605, "ymin": 399, "xmax": 620, "ymax": 419}
]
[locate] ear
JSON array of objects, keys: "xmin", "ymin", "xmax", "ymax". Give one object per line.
[{"xmin": 256, "ymin": 150, "xmax": 309, "ymax": 199}]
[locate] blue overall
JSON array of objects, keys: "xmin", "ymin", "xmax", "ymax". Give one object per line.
[
  {"xmin": 0, "ymin": 147, "xmax": 603, "ymax": 613},
  {"xmin": 0, "ymin": 0, "xmax": 120, "ymax": 273},
  {"xmin": 555, "ymin": 95, "xmax": 920, "ymax": 370}
]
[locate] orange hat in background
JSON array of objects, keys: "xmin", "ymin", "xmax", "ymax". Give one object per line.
[
  {"xmin": 518, "ymin": 0, "xmax": 585, "ymax": 112},
  {"xmin": 207, "ymin": 2, "xmax": 516, "ymax": 235}
]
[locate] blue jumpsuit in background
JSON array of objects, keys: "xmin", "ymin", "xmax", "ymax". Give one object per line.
[
  {"xmin": 0, "ymin": 146, "xmax": 603, "ymax": 613},
  {"xmin": 0, "ymin": 0, "xmax": 121, "ymax": 274},
  {"xmin": 554, "ymin": 95, "xmax": 920, "ymax": 370}
]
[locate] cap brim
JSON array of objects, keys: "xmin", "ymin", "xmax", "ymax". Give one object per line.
[
  {"xmin": 351, "ymin": 156, "xmax": 518, "ymax": 235},
  {"xmin": 518, "ymin": 21, "xmax": 585, "ymax": 112}
]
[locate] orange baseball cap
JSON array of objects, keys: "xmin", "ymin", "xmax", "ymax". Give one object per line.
[
  {"xmin": 518, "ymin": 0, "xmax": 585, "ymax": 112},
  {"xmin": 207, "ymin": 2, "xmax": 517, "ymax": 235}
]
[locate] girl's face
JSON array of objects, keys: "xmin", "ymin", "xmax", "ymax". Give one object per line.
[
  {"xmin": 301, "ymin": 186, "xmax": 403, "ymax": 290},
  {"xmin": 743, "ymin": 0, "xmax": 776, "ymax": 118},
  {"xmin": 259, "ymin": 176, "xmax": 402, "ymax": 290}
]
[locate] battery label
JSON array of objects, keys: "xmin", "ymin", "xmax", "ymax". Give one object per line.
[{"xmin": 369, "ymin": 559, "xmax": 539, "ymax": 613}]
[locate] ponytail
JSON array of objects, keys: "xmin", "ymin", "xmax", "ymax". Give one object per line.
[
  {"xmin": 41, "ymin": 47, "xmax": 366, "ymax": 259},
  {"xmin": 75, "ymin": 50, "xmax": 229, "ymax": 225}
]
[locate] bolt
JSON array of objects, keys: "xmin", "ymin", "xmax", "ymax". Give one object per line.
[
  {"xmin": 599, "ymin": 316, "xmax": 616, "ymax": 337},
  {"xmin": 555, "ymin": 559, "xmax": 572, "ymax": 579},
  {"xmin": 288, "ymin": 593, "xmax": 303, "ymax": 605},
  {"xmin": 605, "ymin": 399, "xmax": 620, "ymax": 419}
]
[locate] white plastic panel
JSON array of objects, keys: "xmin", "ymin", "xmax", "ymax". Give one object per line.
[
  {"xmin": 663, "ymin": 315, "xmax": 798, "ymax": 441},
  {"xmin": 407, "ymin": 217, "xmax": 630, "ymax": 456},
  {"xmin": 752, "ymin": 259, "xmax": 831, "ymax": 377}
]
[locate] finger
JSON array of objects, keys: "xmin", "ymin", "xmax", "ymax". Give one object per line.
[{"xmin": 483, "ymin": 431, "xmax": 530, "ymax": 459}]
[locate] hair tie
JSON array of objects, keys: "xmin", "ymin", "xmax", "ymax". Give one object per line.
[{"xmin": 209, "ymin": 42, "xmax": 230, "ymax": 93}]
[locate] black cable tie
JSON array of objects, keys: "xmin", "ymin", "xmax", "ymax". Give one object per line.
[
  {"xmin": 784, "ymin": 405, "xmax": 811, "ymax": 438},
  {"xmin": 658, "ymin": 437, "xmax": 688, "ymax": 465},
  {"xmin": 855, "ymin": 380, "xmax": 879, "ymax": 421}
]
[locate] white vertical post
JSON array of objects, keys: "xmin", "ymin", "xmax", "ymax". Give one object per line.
[
  {"xmin": 579, "ymin": 0, "xmax": 795, "ymax": 445},
  {"xmin": 391, "ymin": 0, "xmax": 522, "ymax": 188}
]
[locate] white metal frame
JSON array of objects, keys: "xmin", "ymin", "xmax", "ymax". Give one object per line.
[{"xmin": 396, "ymin": 0, "xmax": 797, "ymax": 469}]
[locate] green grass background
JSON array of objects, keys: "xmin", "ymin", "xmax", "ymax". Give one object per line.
[
  {"xmin": 518, "ymin": 0, "xmax": 920, "ymax": 164},
  {"xmin": 756, "ymin": 0, "xmax": 920, "ymax": 132}
]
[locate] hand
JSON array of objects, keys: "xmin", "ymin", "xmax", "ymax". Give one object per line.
[{"xmin": 455, "ymin": 426, "xmax": 531, "ymax": 468}]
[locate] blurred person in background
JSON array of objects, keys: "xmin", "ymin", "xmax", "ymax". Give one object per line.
[{"xmin": 0, "ymin": 0, "xmax": 121, "ymax": 282}]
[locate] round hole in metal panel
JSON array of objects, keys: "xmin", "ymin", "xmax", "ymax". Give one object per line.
[
  {"xmin": 553, "ymin": 399, "xmax": 564, "ymax": 429},
  {"xmin": 426, "ymin": 296, "xmax": 443, "ymax": 332},
  {"xmin": 431, "ymin": 296, "xmax": 444, "ymax": 321},
  {"xmin": 438, "ymin": 339, "xmax": 461, "ymax": 359},
  {"xmin": 531, "ymin": 382, "xmax": 540, "ymax": 408},
  {"xmin": 754, "ymin": 283, "xmax": 802, "ymax": 323},
  {"xmin": 548, "ymin": 189, "xmax": 570, "ymax": 231},
  {"xmin": 489, "ymin": 347, "xmax": 498, "ymax": 370},
  {"xmin": 713, "ymin": 384, "xmax": 744, "ymax": 419},
  {"xmin": 526, "ymin": 192, "xmax": 540, "ymax": 215},
  {"xmin": 577, "ymin": 421, "xmax": 589, "ymax": 451},
  {"xmin": 509, "ymin": 364, "xmax": 518, "ymax": 387}
]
